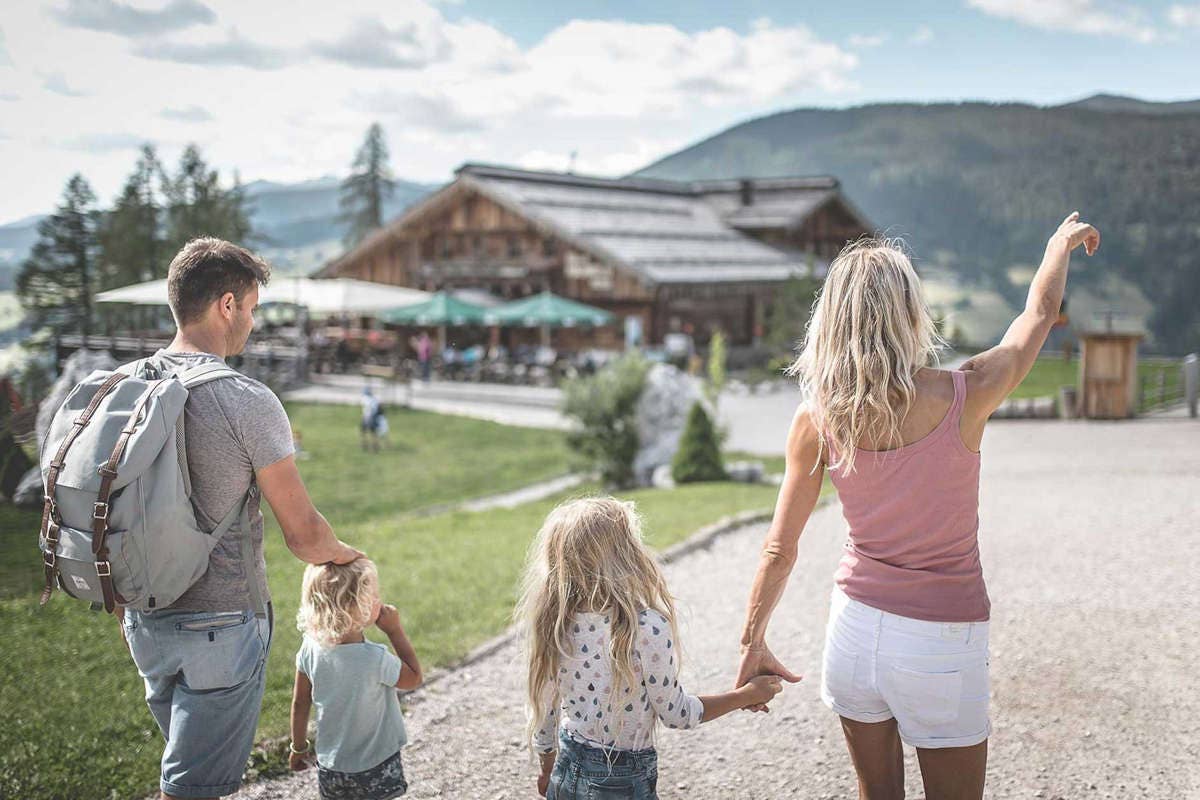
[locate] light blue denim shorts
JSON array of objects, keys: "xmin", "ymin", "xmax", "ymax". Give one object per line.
[{"xmin": 124, "ymin": 606, "xmax": 272, "ymax": 798}]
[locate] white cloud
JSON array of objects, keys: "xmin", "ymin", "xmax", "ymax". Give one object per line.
[
  {"xmin": 60, "ymin": 131, "xmax": 147, "ymax": 151},
  {"xmin": 132, "ymin": 27, "xmax": 290, "ymax": 69},
  {"xmin": 159, "ymin": 105, "xmax": 213, "ymax": 121},
  {"xmin": 1168, "ymin": 4, "xmax": 1200, "ymax": 27},
  {"xmin": 909, "ymin": 25, "xmax": 935, "ymax": 45},
  {"xmin": 967, "ymin": 0, "xmax": 1158, "ymax": 42},
  {"xmin": 848, "ymin": 33, "xmax": 888, "ymax": 48},
  {"xmin": 51, "ymin": 0, "xmax": 215, "ymax": 38},
  {"xmin": 310, "ymin": 16, "xmax": 451, "ymax": 69},
  {"xmin": 0, "ymin": 27, "xmax": 11, "ymax": 65},
  {"xmin": 0, "ymin": 1, "xmax": 858, "ymax": 223},
  {"xmin": 42, "ymin": 71, "xmax": 87, "ymax": 96}
]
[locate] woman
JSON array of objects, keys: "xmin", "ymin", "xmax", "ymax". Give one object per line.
[{"xmin": 734, "ymin": 213, "xmax": 1099, "ymax": 799}]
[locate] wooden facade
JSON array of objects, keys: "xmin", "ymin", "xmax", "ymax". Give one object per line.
[{"xmin": 322, "ymin": 165, "xmax": 872, "ymax": 347}]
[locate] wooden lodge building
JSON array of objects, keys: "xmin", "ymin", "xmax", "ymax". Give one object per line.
[{"xmin": 317, "ymin": 163, "xmax": 873, "ymax": 348}]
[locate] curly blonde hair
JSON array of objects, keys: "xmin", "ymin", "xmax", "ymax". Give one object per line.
[{"xmin": 297, "ymin": 559, "xmax": 379, "ymax": 647}]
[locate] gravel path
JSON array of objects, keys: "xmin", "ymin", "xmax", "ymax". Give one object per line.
[{"xmin": 235, "ymin": 416, "xmax": 1200, "ymax": 800}]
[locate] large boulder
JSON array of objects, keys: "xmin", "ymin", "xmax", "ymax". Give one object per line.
[
  {"xmin": 632, "ymin": 363, "xmax": 707, "ymax": 486},
  {"xmin": 13, "ymin": 349, "xmax": 118, "ymax": 508}
]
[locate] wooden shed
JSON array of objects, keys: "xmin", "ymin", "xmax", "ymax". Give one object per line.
[{"xmin": 1076, "ymin": 314, "xmax": 1143, "ymax": 419}]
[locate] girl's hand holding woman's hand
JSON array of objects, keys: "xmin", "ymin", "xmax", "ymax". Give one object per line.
[
  {"xmin": 735, "ymin": 643, "xmax": 802, "ymax": 712},
  {"xmin": 1052, "ymin": 211, "xmax": 1100, "ymax": 256}
]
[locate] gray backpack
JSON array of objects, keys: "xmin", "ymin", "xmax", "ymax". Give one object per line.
[{"xmin": 37, "ymin": 359, "xmax": 267, "ymax": 617}]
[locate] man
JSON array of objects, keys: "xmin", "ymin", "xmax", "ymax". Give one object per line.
[{"xmin": 119, "ymin": 237, "xmax": 362, "ymax": 800}]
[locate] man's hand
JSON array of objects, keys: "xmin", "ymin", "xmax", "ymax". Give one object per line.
[
  {"xmin": 289, "ymin": 750, "xmax": 313, "ymax": 771},
  {"xmin": 329, "ymin": 539, "xmax": 365, "ymax": 565},
  {"xmin": 735, "ymin": 643, "xmax": 802, "ymax": 712}
]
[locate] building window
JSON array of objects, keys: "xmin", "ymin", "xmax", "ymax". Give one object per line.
[
  {"xmin": 439, "ymin": 237, "xmax": 451, "ymax": 259},
  {"xmin": 543, "ymin": 238, "xmax": 558, "ymax": 257},
  {"xmin": 507, "ymin": 236, "xmax": 521, "ymax": 258},
  {"xmin": 473, "ymin": 235, "xmax": 484, "ymax": 256}
]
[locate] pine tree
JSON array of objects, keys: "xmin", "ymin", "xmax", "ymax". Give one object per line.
[
  {"xmin": 340, "ymin": 122, "xmax": 395, "ymax": 248},
  {"xmin": 671, "ymin": 402, "xmax": 727, "ymax": 484},
  {"xmin": 16, "ymin": 174, "xmax": 100, "ymax": 338},
  {"xmin": 99, "ymin": 144, "xmax": 165, "ymax": 290},
  {"xmin": 163, "ymin": 144, "xmax": 253, "ymax": 255}
]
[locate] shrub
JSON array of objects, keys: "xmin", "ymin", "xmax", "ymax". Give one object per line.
[
  {"xmin": 671, "ymin": 402, "xmax": 727, "ymax": 484},
  {"xmin": 562, "ymin": 352, "xmax": 649, "ymax": 488}
]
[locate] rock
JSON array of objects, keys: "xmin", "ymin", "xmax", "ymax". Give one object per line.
[
  {"xmin": 13, "ymin": 467, "xmax": 45, "ymax": 507},
  {"xmin": 632, "ymin": 363, "xmax": 706, "ymax": 486},
  {"xmin": 13, "ymin": 348, "xmax": 118, "ymax": 508},
  {"xmin": 650, "ymin": 464, "xmax": 675, "ymax": 489},
  {"xmin": 726, "ymin": 460, "xmax": 765, "ymax": 483}
]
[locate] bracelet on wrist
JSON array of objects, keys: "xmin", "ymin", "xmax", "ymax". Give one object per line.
[{"xmin": 289, "ymin": 739, "xmax": 311, "ymax": 755}]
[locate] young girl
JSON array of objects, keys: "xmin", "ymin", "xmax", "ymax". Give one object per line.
[
  {"xmin": 289, "ymin": 558, "xmax": 423, "ymax": 800},
  {"xmin": 517, "ymin": 496, "xmax": 786, "ymax": 799}
]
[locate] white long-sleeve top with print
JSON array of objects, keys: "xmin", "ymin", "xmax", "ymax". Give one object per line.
[{"xmin": 532, "ymin": 608, "xmax": 704, "ymax": 753}]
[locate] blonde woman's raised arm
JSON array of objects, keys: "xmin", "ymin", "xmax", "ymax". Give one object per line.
[
  {"xmin": 962, "ymin": 212, "xmax": 1099, "ymax": 419},
  {"xmin": 733, "ymin": 404, "xmax": 824, "ymax": 705}
]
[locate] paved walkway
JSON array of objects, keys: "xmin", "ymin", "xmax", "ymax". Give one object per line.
[{"xmin": 235, "ymin": 414, "xmax": 1199, "ymax": 799}]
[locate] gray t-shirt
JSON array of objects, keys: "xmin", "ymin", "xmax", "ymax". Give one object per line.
[
  {"xmin": 297, "ymin": 636, "xmax": 408, "ymax": 772},
  {"xmin": 141, "ymin": 350, "xmax": 294, "ymax": 612}
]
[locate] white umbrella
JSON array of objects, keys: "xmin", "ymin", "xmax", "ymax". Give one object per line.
[{"xmin": 96, "ymin": 277, "xmax": 429, "ymax": 314}]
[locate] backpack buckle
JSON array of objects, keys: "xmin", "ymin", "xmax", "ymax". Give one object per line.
[
  {"xmin": 43, "ymin": 551, "xmax": 56, "ymax": 568},
  {"xmin": 45, "ymin": 521, "xmax": 60, "ymax": 545},
  {"xmin": 93, "ymin": 502, "xmax": 109, "ymax": 520},
  {"xmin": 95, "ymin": 560, "xmax": 111, "ymax": 578},
  {"xmin": 97, "ymin": 465, "xmax": 118, "ymax": 478}
]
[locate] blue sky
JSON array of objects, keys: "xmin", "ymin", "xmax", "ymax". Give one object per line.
[{"xmin": 0, "ymin": 0, "xmax": 1196, "ymax": 224}]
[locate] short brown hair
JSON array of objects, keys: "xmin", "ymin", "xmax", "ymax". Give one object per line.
[{"xmin": 167, "ymin": 237, "xmax": 271, "ymax": 326}]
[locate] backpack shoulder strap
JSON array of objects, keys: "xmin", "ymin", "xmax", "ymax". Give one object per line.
[{"xmin": 177, "ymin": 362, "xmax": 242, "ymax": 389}]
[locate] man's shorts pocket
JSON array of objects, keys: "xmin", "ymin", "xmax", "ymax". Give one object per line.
[{"xmin": 176, "ymin": 613, "xmax": 264, "ymax": 691}]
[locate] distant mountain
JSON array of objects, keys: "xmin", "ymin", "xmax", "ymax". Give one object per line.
[
  {"xmin": 0, "ymin": 175, "xmax": 440, "ymax": 286},
  {"xmin": 1059, "ymin": 93, "xmax": 1200, "ymax": 115},
  {"xmin": 635, "ymin": 94, "xmax": 1200, "ymax": 353}
]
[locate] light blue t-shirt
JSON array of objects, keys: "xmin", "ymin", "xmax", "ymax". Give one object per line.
[{"xmin": 296, "ymin": 636, "xmax": 408, "ymax": 773}]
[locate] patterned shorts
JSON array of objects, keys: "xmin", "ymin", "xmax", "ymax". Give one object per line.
[{"xmin": 318, "ymin": 750, "xmax": 407, "ymax": 800}]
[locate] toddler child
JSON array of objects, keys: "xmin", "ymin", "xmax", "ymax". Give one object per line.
[{"xmin": 290, "ymin": 558, "xmax": 422, "ymax": 800}]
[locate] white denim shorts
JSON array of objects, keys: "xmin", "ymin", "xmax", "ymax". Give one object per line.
[{"xmin": 820, "ymin": 586, "xmax": 991, "ymax": 749}]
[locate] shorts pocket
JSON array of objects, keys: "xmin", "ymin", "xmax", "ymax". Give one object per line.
[
  {"xmin": 175, "ymin": 613, "xmax": 264, "ymax": 691},
  {"xmin": 822, "ymin": 636, "xmax": 860, "ymax": 701},
  {"xmin": 890, "ymin": 665, "xmax": 963, "ymax": 727}
]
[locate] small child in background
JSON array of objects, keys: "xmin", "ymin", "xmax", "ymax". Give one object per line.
[
  {"xmin": 290, "ymin": 558, "xmax": 422, "ymax": 800},
  {"xmin": 516, "ymin": 497, "xmax": 787, "ymax": 799}
]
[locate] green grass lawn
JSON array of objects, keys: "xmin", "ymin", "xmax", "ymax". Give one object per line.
[
  {"xmin": 0, "ymin": 404, "xmax": 787, "ymax": 799},
  {"xmin": 1011, "ymin": 356, "xmax": 1184, "ymax": 409}
]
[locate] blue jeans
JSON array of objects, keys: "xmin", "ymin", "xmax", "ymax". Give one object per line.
[
  {"xmin": 547, "ymin": 734, "xmax": 659, "ymax": 800},
  {"xmin": 124, "ymin": 606, "xmax": 273, "ymax": 798}
]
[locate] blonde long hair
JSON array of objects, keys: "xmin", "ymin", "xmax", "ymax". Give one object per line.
[
  {"xmin": 790, "ymin": 236, "xmax": 942, "ymax": 473},
  {"xmin": 515, "ymin": 497, "xmax": 679, "ymax": 752},
  {"xmin": 297, "ymin": 558, "xmax": 379, "ymax": 647}
]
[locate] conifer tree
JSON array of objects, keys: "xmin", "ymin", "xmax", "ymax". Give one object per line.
[
  {"xmin": 340, "ymin": 122, "xmax": 395, "ymax": 248},
  {"xmin": 16, "ymin": 174, "xmax": 100, "ymax": 337}
]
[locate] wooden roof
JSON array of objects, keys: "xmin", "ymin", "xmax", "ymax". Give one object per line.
[{"xmin": 320, "ymin": 163, "xmax": 873, "ymax": 285}]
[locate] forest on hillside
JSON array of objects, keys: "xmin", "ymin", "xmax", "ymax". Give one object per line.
[{"xmin": 637, "ymin": 99, "xmax": 1200, "ymax": 354}]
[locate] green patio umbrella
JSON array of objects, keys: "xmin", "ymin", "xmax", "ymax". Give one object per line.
[
  {"xmin": 485, "ymin": 291, "xmax": 614, "ymax": 328},
  {"xmin": 379, "ymin": 291, "xmax": 489, "ymax": 326},
  {"xmin": 485, "ymin": 291, "xmax": 614, "ymax": 347},
  {"xmin": 379, "ymin": 291, "xmax": 490, "ymax": 351}
]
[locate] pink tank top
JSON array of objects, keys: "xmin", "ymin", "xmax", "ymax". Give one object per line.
[{"xmin": 827, "ymin": 370, "xmax": 990, "ymax": 622}]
